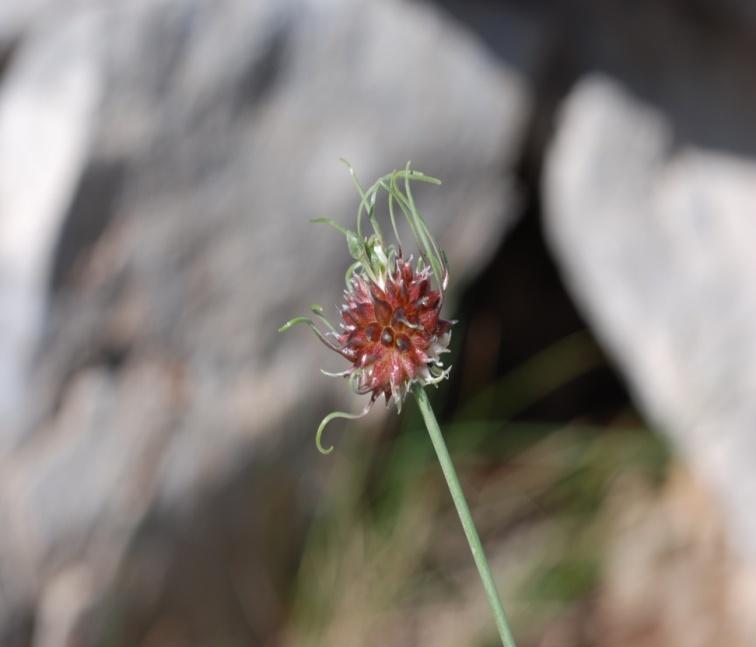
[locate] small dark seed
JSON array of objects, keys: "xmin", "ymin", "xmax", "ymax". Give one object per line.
[
  {"xmin": 365, "ymin": 323, "xmax": 380, "ymax": 341},
  {"xmin": 381, "ymin": 326, "xmax": 395, "ymax": 346}
]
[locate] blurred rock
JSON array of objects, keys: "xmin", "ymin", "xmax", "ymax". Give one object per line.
[
  {"xmin": 544, "ymin": 75, "xmax": 756, "ymax": 564},
  {"xmin": 0, "ymin": 10, "xmax": 100, "ymax": 436},
  {"xmin": 511, "ymin": 0, "xmax": 756, "ymax": 641},
  {"xmin": 0, "ymin": 0, "xmax": 536, "ymax": 644}
]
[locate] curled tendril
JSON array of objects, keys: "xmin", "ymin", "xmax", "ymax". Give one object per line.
[
  {"xmin": 315, "ymin": 403, "xmax": 372, "ymax": 454},
  {"xmin": 309, "ymin": 217, "xmax": 350, "ymax": 236},
  {"xmin": 308, "ymin": 304, "xmax": 337, "ymax": 334},
  {"xmin": 339, "ymin": 158, "xmax": 379, "ymax": 241}
]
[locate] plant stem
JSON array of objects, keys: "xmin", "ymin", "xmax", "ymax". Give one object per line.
[{"xmin": 413, "ymin": 384, "xmax": 517, "ymax": 647}]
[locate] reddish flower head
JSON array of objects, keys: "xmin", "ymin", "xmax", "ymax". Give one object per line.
[
  {"xmin": 339, "ymin": 256, "xmax": 453, "ymax": 408},
  {"xmin": 280, "ymin": 162, "xmax": 453, "ymax": 452}
]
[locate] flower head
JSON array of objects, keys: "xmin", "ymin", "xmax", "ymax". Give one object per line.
[
  {"xmin": 339, "ymin": 253, "xmax": 452, "ymax": 407},
  {"xmin": 280, "ymin": 162, "xmax": 454, "ymax": 452}
]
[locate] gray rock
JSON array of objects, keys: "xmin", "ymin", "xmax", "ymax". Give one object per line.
[
  {"xmin": 0, "ymin": 0, "xmax": 537, "ymax": 643},
  {"xmin": 544, "ymin": 76, "xmax": 756, "ymax": 562},
  {"xmin": 0, "ymin": 10, "xmax": 100, "ymax": 438}
]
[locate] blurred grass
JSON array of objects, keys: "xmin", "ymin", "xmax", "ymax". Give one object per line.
[{"xmin": 282, "ymin": 331, "xmax": 670, "ymax": 647}]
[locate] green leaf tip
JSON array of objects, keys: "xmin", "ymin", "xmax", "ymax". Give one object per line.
[
  {"xmin": 278, "ymin": 317, "xmax": 305, "ymax": 333},
  {"xmin": 310, "ymin": 217, "xmax": 351, "ymax": 237}
]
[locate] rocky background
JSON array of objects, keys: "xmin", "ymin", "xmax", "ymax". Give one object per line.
[{"xmin": 1, "ymin": 0, "xmax": 755, "ymax": 645}]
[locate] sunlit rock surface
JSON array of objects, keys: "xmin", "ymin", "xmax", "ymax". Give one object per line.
[{"xmin": 545, "ymin": 74, "xmax": 756, "ymax": 584}]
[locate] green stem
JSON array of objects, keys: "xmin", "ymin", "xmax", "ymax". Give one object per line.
[{"xmin": 413, "ymin": 384, "xmax": 517, "ymax": 647}]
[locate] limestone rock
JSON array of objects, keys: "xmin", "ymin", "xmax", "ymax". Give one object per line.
[{"xmin": 544, "ymin": 75, "xmax": 756, "ymax": 562}]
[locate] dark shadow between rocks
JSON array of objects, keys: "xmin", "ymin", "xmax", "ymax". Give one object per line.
[
  {"xmin": 49, "ymin": 159, "xmax": 127, "ymax": 292},
  {"xmin": 432, "ymin": 0, "xmax": 756, "ymax": 163},
  {"xmin": 424, "ymin": 0, "xmax": 636, "ymax": 427},
  {"xmin": 0, "ymin": 38, "xmax": 19, "ymax": 83}
]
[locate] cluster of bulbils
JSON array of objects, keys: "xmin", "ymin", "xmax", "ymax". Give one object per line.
[
  {"xmin": 338, "ymin": 254, "xmax": 453, "ymax": 407},
  {"xmin": 280, "ymin": 163, "xmax": 454, "ymax": 452}
]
